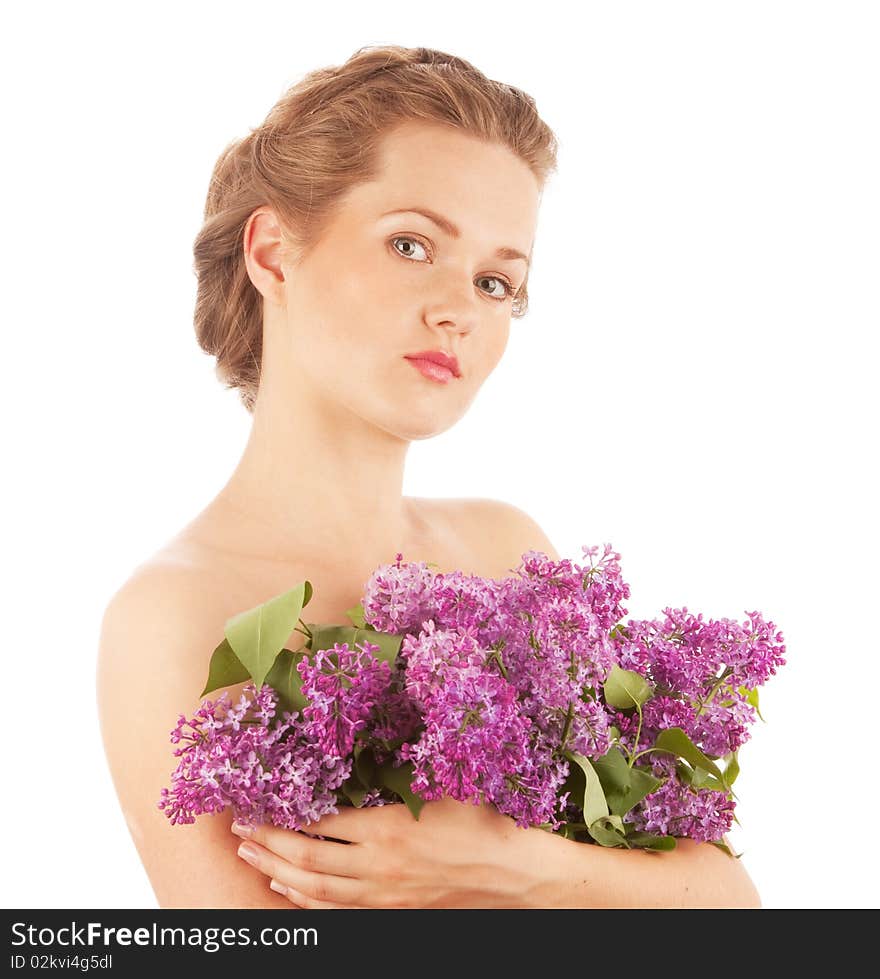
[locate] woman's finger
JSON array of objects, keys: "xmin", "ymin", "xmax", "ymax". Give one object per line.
[
  {"xmin": 232, "ymin": 820, "xmax": 367, "ymax": 878},
  {"xmin": 235, "ymin": 839, "xmax": 371, "ymax": 906},
  {"xmin": 270, "ymin": 878, "xmax": 365, "ymax": 910},
  {"xmin": 294, "ymin": 803, "xmax": 400, "ymax": 843}
]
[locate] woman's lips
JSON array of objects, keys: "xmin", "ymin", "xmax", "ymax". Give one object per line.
[{"xmin": 405, "ymin": 357, "xmax": 456, "ymax": 383}]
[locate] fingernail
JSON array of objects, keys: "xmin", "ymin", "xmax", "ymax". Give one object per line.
[
  {"xmin": 270, "ymin": 879, "xmax": 288, "ymax": 896},
  {"xmin": 232, "ymin": 821, "xmax": 254, "ymax": 838},
  {"xmin": 237, "ymin": 842, "xmax": 259, "ymax": 864}
]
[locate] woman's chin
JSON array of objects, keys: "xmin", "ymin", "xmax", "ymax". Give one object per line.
[{"xmin": 380, "ymin": 408, "xmax": 464, "ymax": 442}]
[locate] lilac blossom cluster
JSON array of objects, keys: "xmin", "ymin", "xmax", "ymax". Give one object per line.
[
  {"xmin": 366, "ymin": 546, "xmax": 630, "ymax": 829},
  {"xmin": 606, "ymin": 605, "xmax": 786, "ymax": 841},
  {"xmin": 161, "ymin": 544, "xmax": 785, "ymax": 846},
  {"xmin": 159, "ymin": 641, "xmax": 392, "ymax": 830}
]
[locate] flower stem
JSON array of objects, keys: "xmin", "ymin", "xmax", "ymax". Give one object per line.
[
  {"xmin": 489, "ymin": 645, "xmax": 509, "ymax": 680},
  {"xmin": 631, "ymin": 747, "xmax": 663, "ymax": 765},
  {"xmin": 628, "ymin": 699, "xmax": 644, "ymax": 769},
  {"xmin": 560, "ymin": 701, "xmax": 574, "ymax": 753},
  {"xmin": 295, "ymin": 618, "xmax": 313, "ymax": 640},
  {"xmin": 695, "ymin": 667, "xmax": 734, "ymax": 717}
]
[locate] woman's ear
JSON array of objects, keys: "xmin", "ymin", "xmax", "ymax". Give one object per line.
[{"xmin": 243, "ymin": 206, "xmax": 287, "ymax": 305}]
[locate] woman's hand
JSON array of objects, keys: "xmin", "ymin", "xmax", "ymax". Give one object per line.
[{"xmin": 232, "ymin": 797, "xmax": 556, "ymax": 909}]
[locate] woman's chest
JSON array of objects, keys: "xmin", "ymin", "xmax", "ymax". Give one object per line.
[{"xmin": 177, "ymin": 499, "xmax": 512, "ymax": 633}]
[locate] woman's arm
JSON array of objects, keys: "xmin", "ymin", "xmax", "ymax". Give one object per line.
[
  {"xmin": 230, "ymin": 796, "xmax": 761, "ymax": 908},
  {"xmin": 529, "ymin": 829, "xmax": 761, "ymax": 908},
  {"xmin": 96, "ymin": 562, "xmax": 293, "ymax": 909}
]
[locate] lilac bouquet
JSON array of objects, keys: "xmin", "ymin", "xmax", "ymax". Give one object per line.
[{"xmin": 159, "ymin": 545, "xmax": 785, "ymax": 853}]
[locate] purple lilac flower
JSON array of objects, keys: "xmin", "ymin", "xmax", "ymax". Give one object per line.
[
  {"xmin": 484, "ymin": 732, "xmax": 571, "ymax": 830},
  {"xmin": 400, "ymin": 674, "xmax": 532, "ymax": 806},
  {"xmin": 425, "ymin": 569, "xmax": 503, "ymax": 634},
  {"xmin": 297, "ymin": 640, "xmax": 391, "ymax": 757},
  {"xmin": 691, "ymin": 699, "xmax": 756, "ymax": 758},
  {"xmin": 369, "ymin": 548, "xmax": 713, "ymax": 835},
  {"xmin": 163, "ymin": 542, "xmax": 783, "ymax": 847},
  {"xmin": 158, "ymin": 683, "xmax": 351, "ymax": 830},
  {"xmin": 610, "ymin": 605, "xmax": 784, "ymax": 761},
  {"xmin": 398, "ymin": 620, "xmax": 534, "ymax": 808},
  {"xmin": 628, "ymin": 776, "xmax": 735, "ymax": 843},
  {"xmin": 615, "ymin": 607, "xmax": 785, "ymax": 702},
  {"xmin": 361, "ymin": 552, "xmax": 440, "ymax": 634},
  {"xmin": 160, "ymin": 636, "xmax": 394, "ymax": 831},
  {"xmin": 393, "ymin": 616, "xmax": 582, "ymax": 828},
  {"xmin": 369, "ymin": 685, "xmax": 422, "ymax": 759}
]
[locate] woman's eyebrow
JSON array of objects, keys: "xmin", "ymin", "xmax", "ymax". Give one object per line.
[{"xmin": 380, "ymin": 207, "xmax": 530, "ymax": 267}]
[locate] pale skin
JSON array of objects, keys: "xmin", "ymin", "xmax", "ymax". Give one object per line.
[{"xmin": 97, "ymin": 120, "xmax": 760, "ymax": 908}]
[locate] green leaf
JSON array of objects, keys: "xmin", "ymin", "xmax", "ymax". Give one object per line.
[
  {"xmin": 264, "ymin": 648, "xmax": 309, "ymax": 716},
  {"xmin": 201, "ymin": 637, "xmax": 250, "ymax": 697},
  {"xmin": 560, "ymin": 761, "xmax": 585, "ymax": 809},
  {"xmin": 353, "ymin": 741, "xmax": 378, "ymax": 789},
  {"xmin": 564, "ymin": 751, "xmax": 609, "ymax": 825},
  {"xmin": 588, "ymin": 814, "xmax": 630, "ymax": 847},
  {"xmin": 362, "ymin": 630, "xmax": 403, "ymax": 665},
  {"xmin": 552, "ymin": 821, "xmax": 588, "ymax": 841},
  {"xmin": 709, "ymin": 838, "xmax": 741, "ymax": 858},
  {"xmin": 676, "ymin": 759, "xmax": 740, "ymax": 802},
  {"xmin": 592, "ymin": 747, "xmax": 663, "ymax": 816},
  {"xmin": 340, "ymin": 775, "xmax": 368, "ymax": 808},
  {"xmin": 603, "ymin": 664, "xmax": 654, "ymax": 709},
  {"xmin": 608, "ymin": 725, "xmax": 622, "ymax": 742},
  {"xmin": 345, "ymin": 603, "xmax": 369, "ymax": 629},
  {"xmin": 625, "ymin": 830, "xmax": 677, "ymax": 851},
  {"xmin": 374, "ymin": 759, "xmax": 424, "ymax": 820},
  {"xmin": 739, "ymin": 685, "xmax": 765, "ymax": 722},
  {"xmin": 307, "ymin": 625, "xmax": 402, "ymax": 667},
  {"xmin": 224, "ymin": 582, "xmax": 311, "ymax": 691},
  {"xmin": 723, "ymin": 750, "xmax": 741, "ymax": 787},
  {"xmin": 654, "ymin": 728, "xmax": 730, "ymax": 792},
  {"xmin": 679, "ymin": 763, "xmax": 725, "ymax": 793}
]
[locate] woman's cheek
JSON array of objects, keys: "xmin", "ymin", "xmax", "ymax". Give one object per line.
[{"xmin": 487, "ymin": 328, "xmax": 511, "ymax": 373}]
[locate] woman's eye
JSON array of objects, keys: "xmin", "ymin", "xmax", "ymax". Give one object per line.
[
  {"xmin": 391, "ymin": 236, "xmax": 429, "ymax": 261},
  {"xmin": 391, "ymin": 236, "xmax": 515, "ymax": 302},
  {"xmin": 475, "ymin": 275, "xmax": 514, "ymax": 300}
]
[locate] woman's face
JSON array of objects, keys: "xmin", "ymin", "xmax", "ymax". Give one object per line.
[{"xmin": 276, "ymin": 120, "xmax": 542, "ymax": 440}]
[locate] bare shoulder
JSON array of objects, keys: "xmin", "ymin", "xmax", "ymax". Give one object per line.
[
  {"xmin": 439, "ymin": 497, "xmax": 561, "ymax": 575},
  {"xmin": 98, "ymin": 558, "xmax": 219, "ymax": 722},
  {"xmin": 99, "ymin": 554, "xmax": 231, "ymax": 665},
  {"xmin": 96, "ymin": 557, "xmax": 291, "ymax": 908},
  {"xmin": 97, "ymin": 556, "xmax": 248, "ymax": 730}
]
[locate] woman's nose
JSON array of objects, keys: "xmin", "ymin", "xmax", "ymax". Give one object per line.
[{"xmin": 423, "ymin": 274, "xmax": 481, "ymax": 335}]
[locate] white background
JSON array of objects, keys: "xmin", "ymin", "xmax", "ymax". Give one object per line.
[{"xmin": 3, "ymin": 1, "xmax": 877, "ymax": 910}]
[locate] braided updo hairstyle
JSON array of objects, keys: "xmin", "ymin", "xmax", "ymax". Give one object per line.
[{"xmin": 193, "ymin": 45, "xmax": 559, "ymax": 413}]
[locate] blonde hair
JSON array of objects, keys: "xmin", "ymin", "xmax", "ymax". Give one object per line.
[{"xmin": 193, "ymin": 45, "xmax": 559, "ymax": 413}]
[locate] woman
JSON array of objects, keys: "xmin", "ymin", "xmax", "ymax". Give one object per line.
[{"xmin": 97, "ymin": 44, "xmax": 760, "ymax": 908}]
